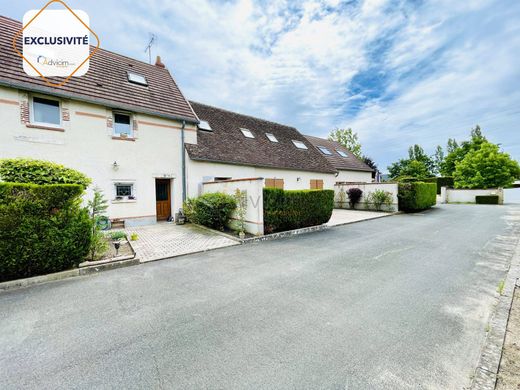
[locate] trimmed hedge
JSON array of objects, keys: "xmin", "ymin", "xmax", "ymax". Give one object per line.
[
  {"xmin": 423, "ymin": 176, "xmax": 454, "ymax": 194},
  {"xmin": 264, "ymin": 188, "xmax": 334, "ymax": 233},
  {"xmin": 0, "ymin": 158, "xmax": 91, "ymax": 189},
  {"xmin": 184, "ymin": 192, "xmax": 237, "ymax": 231},
  {"xmin": 398, "ymin": 182, "xmax": 437, "ymax": 212},
  {"xmin": 476, "ymin": 195, "xmax": 499, "ymax": 205},
  {"xmin": 0, "ymin": 183, "xmax": 92, "ymax": 282}
]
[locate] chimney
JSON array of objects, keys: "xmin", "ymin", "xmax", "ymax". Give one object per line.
[{"xmin": 155, "ymin": 55, "xmax": 165, "ymax": 68}]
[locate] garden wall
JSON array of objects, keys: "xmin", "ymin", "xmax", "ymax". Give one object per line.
[
  {"xmin": 202, "ymin": 178, "xmax": 264, "ymax": 235},
  {"xmin": 440, "ymin": 187, "xmax": 504, "ymax": 204},
  {"xmin": 334, "ymin": 182, "xmax": 399, "ymax": 212}
]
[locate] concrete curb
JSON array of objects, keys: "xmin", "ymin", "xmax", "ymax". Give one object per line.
[
  {"xmin": 470, "ymin": 239, "xmax": 520, "ymax": 389},
  {"xmin": 0, "ymin": 258, "xmax": 140, "ymax": 293},
  {"xmin": 327, "ymin": 211, "xmax": 400, "ymax": 228},
  {"xmin": 241, "ymin": 224, "xmax": 329, "ymax": 243}
]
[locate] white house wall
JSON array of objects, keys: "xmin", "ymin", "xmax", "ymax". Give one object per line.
[
  {"xmin": 336, "ymin": 170, "xmax": 373, "ymax": 184},
  {"xmin": 0, "ymin": 85, "xmax": 197, "ymax": 227}
]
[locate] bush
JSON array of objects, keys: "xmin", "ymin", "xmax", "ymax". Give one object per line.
[
  {"xmin": 0, "ymin": 158, "xmax": 91, "ymax": 189},
  {"xmin": 347, "ymin": 188, "xmax": 363, "ymax": 209},
  {"xmin": 0, "ymin": 183, "xmax": 92, "ymax": 282},
  {"xmin": 184, "ymin": 192, "xmax": 237, "ymax": 230},
  {"xmin": 365, "ymin": 189, "xmax": 393, "ymax": 211},
  {"xmin": 263, "ymin": 188, "xmax": 334, "ymax": 233},
  {"xmin": 398, "ymin": 182, "xmax": 437, "ymax": 212},
  {"xmin": 423, "ymin": 176, "xmax": 454, "ymax": 194},
  {"xmin": 476, "ymin": 195, "xmax": 499, "ymax": 204}
]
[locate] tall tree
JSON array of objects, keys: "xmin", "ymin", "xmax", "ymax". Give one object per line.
[
  {"xmin": 362, "ymin": 156, "xmax": 378, "ymax": 179},
  {"xmin": 329, "ymin": 128, "xmax": 362, "ymax": 158},
  {"xmin": 441, "ymin": 125, "xmax": 488, "ymax": 176},
  {"xmin": 434, "ymin": 145, "xmax": 444, "ymax": 175}
]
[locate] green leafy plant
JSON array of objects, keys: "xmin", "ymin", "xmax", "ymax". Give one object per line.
[
  {"xmin": 0, "ymin": 158, "xmax": 91, "ymax": 189},
  {"xmin": 347, "ymin": 188, "xmax": 363, "ymax": 209},
  {"xmin": 109, "ymin": 231, "xmax": 127, "ymax": 241},
  {"xmin": 365, "ymin": 189, "xmax": 393, "ymax": 211},
  {"xmin": 398, "ymin": 182, "xmax": 437, "ymax": 212},
  {"xmin": 87, "ymin": 187, "xmax": 109, "ymax": 261},
  {"xmin": 184, "ymin": 192, "xmax": 237, "ymax": 230},
  {"xmin": 234, "ymin": 189, "xmax": 247, "ymax": 236},
  {"xmin": 328, "ymin": 128, "xmax": 362, "ymax": 158},
  {"xmin": 497, "ymin": 280, "xmax": 505, "ymax": 295},
  {"xmin": 130, "ymin": 233, "xmax": 139, "ymax": 241}
]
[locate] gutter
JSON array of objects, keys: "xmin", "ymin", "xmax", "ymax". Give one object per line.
[{"xmin": 181, "ymin": 120, "xmax": 187, "ymax": 204}]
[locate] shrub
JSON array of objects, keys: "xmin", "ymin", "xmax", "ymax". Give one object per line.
[
  {"xmin": 263, "ymin": 188, "xmax": 334, "ymax": 233},
  {"xmin": 347, "ymin": 188, "xmax": 363, "ymax": 209},
  {"xmin": 87, "ymin": 187, "xmax": 109, "ymax": 261},
  {"xmin": 476, "ymin": 195, "xmax": 499, "ymax": 204},
  {"xmin": 398, "ymin": 182, "xmax": 437, "ymax": 212},
  {"xmin": 109, "ymin": 231, "xmax": 127, "ymax": 241},
  {"xmin": 0, "ymin": 183, "xmax": 92, "ymax": 282},
  {"xmin": 0, "ymin": 158, "xmax": 91, "ymax": 189},
  {"xmin": 365, "ymin": 189, "xmax": 393, "ymax": 211},
  {"xmin": 423, "ymin": 176, "xmax": 454, "ymax": 194},
  {"xmin": 184, "ymin": 192, "xmax": 237, "ymax": 230}
]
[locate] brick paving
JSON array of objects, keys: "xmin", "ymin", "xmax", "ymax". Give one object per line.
[{"xmin": 125, "ymin": 223, "xmax": 238, "ymax": 263}]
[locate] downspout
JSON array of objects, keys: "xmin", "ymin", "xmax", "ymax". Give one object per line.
[{"xmin": 181, "ymin": 120, "xmax": 187, "ymax": 204}]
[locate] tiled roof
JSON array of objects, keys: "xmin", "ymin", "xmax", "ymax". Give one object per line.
[
  {"xmin": 0, "ymin": 15, "xmax": 197, "ymax": 122},
  {"xmin": 304, "ymin": 135, "xmax": 373, "ymax": 172},
  {"xmin": 186, "ymin": 102, "xmax": 336, "ymax": 174}
]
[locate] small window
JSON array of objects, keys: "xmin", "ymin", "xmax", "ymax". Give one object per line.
[
  {"xmin": 127, "ymin": 72, "xmax": 148, "ymax": 86},
  {"xmin": 32, "ymin": 96, "xmax": 60, "ymax": 126},
  {"xmin": 317, "ymin": 146, "xmax": 332, "ymax": 155},
  {"xmin": 198, "ymin": 120, "xmax": 212, "ymax": 131},
  {"xmin": 265, "ymin": 178, "xmax": 284, "ymax": 189},
  {"xmin": 113, "ymin": 113, "xmax": 132, "ymax": 137},
  {"xmin": 240, "ymin": 128, "xmax": 255, "ymax": 138},
  {"xmin": 337, "ymin": 150, "xmax": 348, "ymax": 157},
  {"xmin": 266, "ymin": 133, "xmax": 278, "ymax": 142},
  {"xmin": 292, "ymin": 140, "xmax": 308, "ymax": 149},
  {"xmin": 115, "ymin": 183, "xmax": 133, "ymax": 198}
]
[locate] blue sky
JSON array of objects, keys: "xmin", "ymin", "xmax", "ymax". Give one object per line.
[{"xmin": 2, "ymin": 0, "xmax": 519, "ymax": 172}]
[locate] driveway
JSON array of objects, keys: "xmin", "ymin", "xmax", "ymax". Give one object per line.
[{"xmin": 1, "ymin": 204, "xmax": 519, "ymax": 389}]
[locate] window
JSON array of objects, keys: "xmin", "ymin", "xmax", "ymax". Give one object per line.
[
  {"xmin": 310, "ymin": 179, "xmax": 324, "ymax": 190},
  {"xmin": 292, "ymin": 140, "xmax": 308, "ymax": 149},
  {"xmin": 337, "ymin": 150, "xmax": 348, "ymax": 157},
  {"xmin": 113, "ymin": 112, "xmax": 132, "ymax": 137},
  {"xmin": 31, "ymin": 96, "xmax": 61, "ymax": 126},
  {"xmin": 198, "ymin": 120, "xmax": 212, "ymax": 131},
  {"xmin": 265, "ymin": 178, "xmax": 284, "ymax": 189},
  {"xmin": 127, "ymin": 72, "xmax": 148, "ymax": 86},
  {"xmin": 317, "ymin": 146, "xmax": 332, "ymax": 155},
  {"xmin": 115, "ymin": 183, "xmax": 134, "ymax": 199},
  {"xmin": 240, "ymin": 128, "xmax": 255, "ymax": 138},
  {"xmin": 265, "ymin": 133, "xmax": 278, "ymax": 142}
]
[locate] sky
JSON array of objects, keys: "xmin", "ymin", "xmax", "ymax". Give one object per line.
[{"xmin": 2, "ymin": 0, "xmax": 520, "ymax": 172}]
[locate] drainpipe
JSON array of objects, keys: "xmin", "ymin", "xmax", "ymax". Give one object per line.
[{"xmin": 181, "ymin": 120, "xmax": 187, "ymax": 205}]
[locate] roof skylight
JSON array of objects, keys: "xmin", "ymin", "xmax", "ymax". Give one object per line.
[
  {"xmin": 337, "ymin": 150, "xmax": 348, "ymax": 157},
  {"xmin": 292, "ymin": 140, "xmax": 308, "ymax": 150},
  {"xmin": 198, "ymin": 120, "xmax": 213, "ymax": 131},
  {"xmin": 127, "ymin": 72, "xmax": 148, "ymax": 86},
  {"xmin": 266, "ymin": 133, "xmax": 278, "ymax": 142},
  {"xmin": 240, "ymin": 128, "xmax": 255, "ymax": 138},
  {"xmin": 318, "ymin": 146, "xmax": 332, "ymax": 155}
]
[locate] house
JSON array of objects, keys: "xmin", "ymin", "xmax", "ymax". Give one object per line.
[
  {"xmin": 0, "ymin": 15, "xmax": 198, "ymax": 227},
  {"xmin": 185, "ymin": 102, "xmax": 337, "ymax": 195},
  {"xmin": 304, "ymin": 135, "xmax": 374, "ymax": 183}
]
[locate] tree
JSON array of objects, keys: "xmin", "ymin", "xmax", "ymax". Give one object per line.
[
  {"xmin": 87, "ymin": 187, "xmax": 109, "ymax": 261},
  {"xmin": 329, "ymin": 128, "xmax": 362, "ymax": 158},
  {"xmin": 362, "ymin": 156, "xmax": 378, "ymax": 179},
  {"xmin": 387, "ymin": 144, "xmax": 435, "ymax": 179},
  {"xmin": 454, "ymin": 142, "xmax": 520, "ymax": 189},
  {"xmin": 408, "ymin": 144, "xmax": 435, "ymax": 174},
  {"xmin": 433, "ymin": 145, "xmax": 444, "ymax": 175},
  {"xmin": 441, "ymin": 125, "xmax": 487, "ymax": 176}
]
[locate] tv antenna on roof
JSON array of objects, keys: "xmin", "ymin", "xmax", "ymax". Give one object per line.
[{"xmin": 144, "ymin": 33, "xmax": 156, "ymax": 64}]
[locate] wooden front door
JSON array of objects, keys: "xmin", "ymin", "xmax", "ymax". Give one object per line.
[{"xmin": 155, "ymin": 179, "xmax": 171, "ymax": 221}]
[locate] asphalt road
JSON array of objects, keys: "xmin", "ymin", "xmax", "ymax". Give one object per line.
[{"xmin": 1, "ymin": 204, "xmax": 520, "ymax": 390}]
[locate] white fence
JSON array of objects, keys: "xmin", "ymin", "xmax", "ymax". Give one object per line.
[
  {"xmin": 504, "ymin": 188, "xmax": 520, "ymax": 204},
  {"xmin": 440, "ymin": 187, "xmax": 504, "ymax": 204},
  {"xmin": 334, "ymin": 182, "xmax": 399, "ymax": 212},
  {"xmin": 202, "ymin": 178, "xmax": 264, "ymax": 235}
]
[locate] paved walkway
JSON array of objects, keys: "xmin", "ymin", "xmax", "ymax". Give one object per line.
[
  {"xmin": 125, "ymin": 223, "xmax": 238, "ymax": 262},
  {"xmin": 327, "ymin": 208, "xmax": 390, "ymax": 226}
]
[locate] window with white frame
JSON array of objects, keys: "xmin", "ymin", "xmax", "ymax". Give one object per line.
[
  {"xmin": 240, "ymin": 128, "xmax": 255, "ymax": 138},
  {"xmin": 113, "ymin": 112, "xmax": 133, "ymax": 137},
  {"xmin": 31, "ymin": 96, "xmax": 61, "ymax": 126},
  {"xmin": 292, "ymin": 140, "xmax": 308, "ymax": 149},
  {"xmin": 265, "ymin": 133, "xmax": 278, "ymax": 142},
  {"xmin": 115, "ymin": 183, "xmax": 134, "ymax": 199}
]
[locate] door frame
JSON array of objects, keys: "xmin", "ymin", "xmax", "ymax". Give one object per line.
[{"xmin": 155, "ymin": 178, "xmax": 173, "ymax": 221}]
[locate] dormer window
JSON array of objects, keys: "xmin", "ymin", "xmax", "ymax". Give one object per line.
[
  {"xmin": 292, "ymin": 140, "xmax": 308, "ymax": 149},
  {"xmin": 240, "ymin": 128, "xmax": 255, "ymax": 138},
  {"xmin": 127, "ymin": 72, "xmax": 148, "ymax": 86},
  {"xmin": 266, "ymin": 133, "xmax": 278, "ymax": 142},
  {"xmin": 337, "ymin": 150, "xmax": 348, "ymax": 157},
  {"xmin": 317, "ymin": 146, "xmax": 332, "ymax": 155},
  {"xmin": 198, "ymin": 120, "xmax": 212, "ymax": 131}
]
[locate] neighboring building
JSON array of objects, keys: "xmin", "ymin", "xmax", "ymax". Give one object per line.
[
  {"xmin": 304, "ymin": 135, "xmax": 373, "ymax": 183},
  {"xmin": 0, "ymin": 15, "xmax": 198, "ymax": 227},
  {"xmin": 186, "ymin": 102, "xmax": 337, "ymax": 195}
]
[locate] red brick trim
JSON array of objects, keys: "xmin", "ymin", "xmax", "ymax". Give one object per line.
[
  {"xmin": 112, "ymin": 136, "xmax": 136, "ymax": 142},
  {"xmin": 20, "ymin": 100, "xmax": 29, "ymax": 124},
  {"xmin": 62, "ymin": 108, "xmax": 70, "ymax": 121},
  {"xmin": 75, "ymin": 111, "xmax": 106, "ymax": 119},
  {"xmin": 203, "ymin": 177, "xmax": 264, "ymax": 185},
  {"xmin": 0, "ymin": 98, "xmax": 18, "ymax": 106},
  {"xmin": 138, "ymin": 120, "xmax": 196, "ymax": 131},
  {"xmin": 26, "ymin": 123, "xmax": 65, "ymax": 132}
]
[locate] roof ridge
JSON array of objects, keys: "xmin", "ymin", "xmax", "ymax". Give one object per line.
[{"xmin": 189, "ymin": 100, "xmax": 298, "ymax": 131}]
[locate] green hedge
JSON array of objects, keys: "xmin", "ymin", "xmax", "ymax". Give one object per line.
[
  {"xmin": 423, "ymin": 176, "xmax": 454, "ymax": 194},
  {"xmin": 0, "ymin": 183, "xmax": 92, "ymax": 282},
  {"xmin": 184, "ymin": 192, "xmax": 237, "ymax": 231},
  {"xmin": 398, "ymin": 182, "xmax": 437, "ymax": 212},
  {"xmin": 476, "ymin": 195, "xmax": 499, "ymax": 204},
  {"xmin": 0, "ymin": 158, "xmax": 91, "ymax": 189},
  {"xmin": 264, "ymin": 188, "xmax": 334, "ymax": 233}
]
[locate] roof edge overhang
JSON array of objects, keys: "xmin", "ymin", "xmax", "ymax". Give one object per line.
[{"xmin": 0, "ymin": 78, "xmax": 199, "ymax": 124}]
